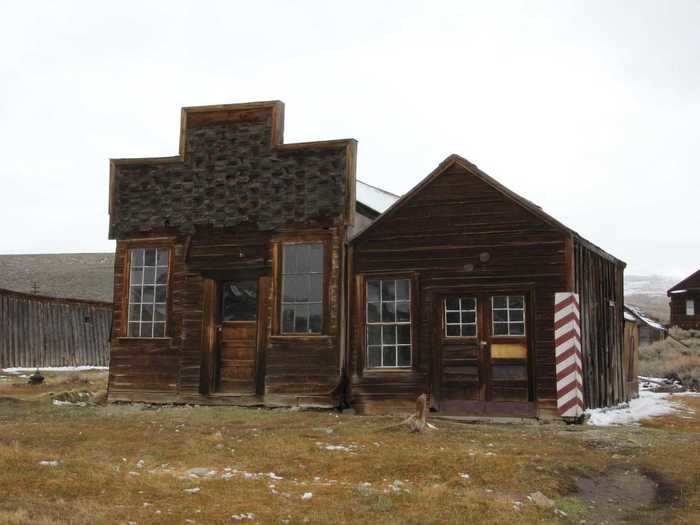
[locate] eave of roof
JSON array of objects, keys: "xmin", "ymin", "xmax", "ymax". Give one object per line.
[{"xmin": 668, "ymin": 268, "xmax": 700, "ymax": 295}]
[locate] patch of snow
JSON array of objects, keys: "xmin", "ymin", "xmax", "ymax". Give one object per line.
[
  {"xmin": 586, "ymin": 390, "xmax": 684, "ymax": 426},
  {"xmin": 316, "ymin": 441, "xmax": 359, "ymax": 452},
  {"xmin": 459, "ymin": 473, "xmax": 470, "ymax": 480},
  {"xmin": 231, "ymin": 513, "xmax": 255, "ymax": 521},
  {"xmin": 184, "ymin": 487, "xmax": 201, "ymax": 494},
  {"xmin": 52, "ymin": 399, "xmax": 87, "ymax": 407},
  {"xmin": 39, "ymin": 460, "xmax": 59, "ymax": 466},
  {"xmin": 356, "ymin": 180, "xmax": 400, "ymax": 213},
  {"xmin": 186, "ymin": 467, "xmax": 217, "ymax": 479},
  {"xmin": 301, "ymin": 492, "xmax": 313, "ymax": 501},
  {"xmin": 2, "ymin": 366, "xmax": 108, "ymax": 373}
]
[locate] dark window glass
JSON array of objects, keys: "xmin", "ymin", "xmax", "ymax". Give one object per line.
[
  {"xmin": 280, "ymin": 243, "xmax": 324, "ymax": 333},
  {"xmin": 222, "ymin": 280, "xmax": 257, "ymax": 321},
  {"xmin": 366, "ymin": 278, "xmax": 411, "ymax": 368},
  {"xmin": 444, "ymin": 296, "xmax": 477, "ymax": 337},
  {"xmin": 491, "ymin": 295, "xmax": 526, "ymax": 336},
  {"xmin": 127, "ymin": 248, "xmax": 169, "ymax": 337}
]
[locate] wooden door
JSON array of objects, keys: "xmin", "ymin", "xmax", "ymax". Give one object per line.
[
  {"xmin": 438, "ymin": 293, "xmax": 530, "ymax": 413},
  {"xmin": 217, "ymin": 280, "xmax": 258, "ymax": 394},
  {"xmin": 439, "ymin": 295, "xmax": 485, "ymax": 407}
]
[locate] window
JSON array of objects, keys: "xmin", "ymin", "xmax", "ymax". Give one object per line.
[
  {"xmin": 127, "ymin": 247, "xmax": 169, "ymax": 337},
  {"xmin": 280, "ymin": 243, "xmax": 323, "ymax": 333},
  {"xmin": 492, "ymin": 295, "xmax": 525, "ymax": 336},
  {"xmin": 445, "ymin": 296, "xmax": 477, "ymax": 337},
  {"xmin": 222, "ymin": 280, "xmax": 257, "ymax": 321},
  {"xmin": 687, "ymin": 299, "xmax": 695, "ymax": 316},
  {"xmin": 366, "ymin": 278, "xmax": 411, "ymax": 368}
]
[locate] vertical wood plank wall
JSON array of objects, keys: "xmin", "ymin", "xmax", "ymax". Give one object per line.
[
  {"xmin": 0, "ymin": 289, "xmax": 111, "ymax": 368},
  {"xmin": 574, "ymin": 239, "xmax": 627, "ymax": 408}
]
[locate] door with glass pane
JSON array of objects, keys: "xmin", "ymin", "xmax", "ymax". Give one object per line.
[
  {"xmin": 440, "ymin": 295, "xmax": 484, "ymax": 402},
  {"xmin": 217, "ymin": 279, "xmax": 258, "ymax": 394},
  {"xmin": 488, "ymin": 294, "xmax": 529, "ymax": 402},
  {"xmin": 439, "ymin": 292, "xmax": 529, "ymax": 408}
]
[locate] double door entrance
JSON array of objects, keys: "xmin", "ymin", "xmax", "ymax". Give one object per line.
[{"xmin": 437, "ymin": 292, "xmax": 531, "ymax": 414}]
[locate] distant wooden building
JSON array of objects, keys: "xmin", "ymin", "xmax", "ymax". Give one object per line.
[
  {"xmin": 668, "ymin": 269, "xmax": 700, "ymax": 330},
  {"xmin": 107, "ymin": 101, "xmax": 630, "ymax": 417},
  {"xmin": 0, "ymin": 288, "xmax": 111, "ymax": 368},
  {"xmin": 623, "ymin": 304, "xmax": 667, "ymax": 345},
  {"xmin": 623, "ymin": 309, "xmax": 640, "ymax": 399}
]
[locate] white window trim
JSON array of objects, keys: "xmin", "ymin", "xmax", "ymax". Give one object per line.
[
  {"xmin": 127, "ymin": 247, "xmax": 169, "ymax": 338},
  {"xmin": 444, "ymin": 296, "xmax": 478, "ymax": 338},
  {"xmin": 687, "ymin": 299, "xmax": 695, "ymax": 316},
  {"xmin": 491, "ymin": 295, "xmax": 526, "ymax": 337},
  {"xmin": 366, "ymin": 278, "xmax": 412, "ymax": 369}
]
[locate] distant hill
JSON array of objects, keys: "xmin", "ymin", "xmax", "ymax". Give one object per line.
[
  {"xmin": 624, "ymin": 274, "xmax": 676, "ymax": 324},
  {"xmin": 0, "ymin": 253, "xmax": 114, "ymax": 303}
]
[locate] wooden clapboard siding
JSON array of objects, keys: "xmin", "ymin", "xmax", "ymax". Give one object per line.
[
  {"xmin": 667, "ymin": 269, "xmax": 700, "ymax": 330},
  {"xmin": 349, "ymin": 155, "xmax": 627, "ymax": 416},
  {"xmin": 0, "ymin": 288, "xmax": 111, "ymax": 368},
  {"xmin": 350, "ymin": 161, "xmax": 570, "ymax": 414}
]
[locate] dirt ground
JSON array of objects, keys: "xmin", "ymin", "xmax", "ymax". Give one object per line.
[{"xmin": 0, "ymin": 370, "xmax": 699, "ymax": 525}]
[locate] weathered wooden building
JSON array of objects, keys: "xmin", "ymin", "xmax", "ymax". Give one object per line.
[
  {"xmin": 623, "ymin": 309, "xmax": 641, "ymax": 399},
  {"xmin": 668, "ymin": 269, "xmax": 700, "ymax": 330},
  {"xmin": 624, "ymin": 304, "xmax": 667, "ymax": 345},
  {"xmin": 348, "ymin": 155, "xmax": 627, "ymax": 416},
  {"xmin": 0, "ymin": 288, "xmax": 111, "ymax": 368},
  {"xmin": 107, "ymin": 101, "xmax": 629, "ymax": 417}
]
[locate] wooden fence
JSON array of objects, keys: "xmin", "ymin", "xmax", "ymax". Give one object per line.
[{"xmin": 0, "ymin": 288, "xmax": 112, "ymax": 368}]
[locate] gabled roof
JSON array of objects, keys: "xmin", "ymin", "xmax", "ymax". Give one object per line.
[
  {"xmin": 356, "ymin": 180, "xmax": 400, "ymax": 214},
  {"xmin": 668, "ymin": 268, "xmax": 700, "ymax": 295},
  {"xmin": 351, "ymin": 154, "xmax": 625, "ymax": 267},
  {"xmin": 624, "ymin": 304, "xmax": 667, "ymax": 332}
]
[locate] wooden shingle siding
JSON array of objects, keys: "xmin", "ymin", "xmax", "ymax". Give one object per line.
[
  {"xmin": 109, "ymin": 102, "xmax": 355, "ymax": 239},
  {"xmin": 0, "ymin": 288, "xmax": 111, "ymax": 368}
]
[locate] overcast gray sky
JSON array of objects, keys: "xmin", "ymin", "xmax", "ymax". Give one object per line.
[{"xmin": 0, "ymin": 1, "xmax": 697, "ymax": 277}]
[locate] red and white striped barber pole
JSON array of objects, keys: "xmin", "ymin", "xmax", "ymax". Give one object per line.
[{"xmin": 554, "ymin": 292, "xmax": 584, "ymax": 420}]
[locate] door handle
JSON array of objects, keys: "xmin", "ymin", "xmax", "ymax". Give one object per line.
[
  {"xmin": 480, "ymin": 341, "xmax": 488, "ymax": 347},
  {"xmin": 216, "ymin": 325, "xmax": 223, "ymax": 333}
]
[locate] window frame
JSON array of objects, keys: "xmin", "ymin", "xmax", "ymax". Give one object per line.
[
  {"xmin": 120, "ymin": 241, "xmax": 174, "ymax": 339},
  {"xmin": 687, "ymin": 299, "xmax": 696, "ymax": 317},
  {"xmin": 360, "ymin": 273, "xmax": 418, "ymax": 372},
  {"xmin": 491, "ymin": 295, "xmax": 527, "ymax": 338},
  {"xmin": 443, "ymin": 296, "xmax": 478, "ymax": 339},
  {"xmin": 272, "ymin": 236, "xmax": 331, "ymax": 337}
]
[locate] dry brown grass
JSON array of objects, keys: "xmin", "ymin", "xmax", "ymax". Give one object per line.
[
  {"xmin": 640, "ymin": 330, "xmax": 700, "ymax": 389},
  {"xmin": 1, "ymin": 371, "xmax": 699, "ymax": 524}
]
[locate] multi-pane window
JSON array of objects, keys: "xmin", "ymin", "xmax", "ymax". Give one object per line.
[
  {"xmin": 281, "ymin": 243, "xmax": 324, "ymax": 333},
  {"xmin": 366, "ymin": 279, "xmax": 411, "ymax": 368},
  {"xmin": 445, "ymin": 297, "xmax": 477, "ymax": 337},
  {"xmin": 687, "ymin": 299, "xmax": 695, "ymax": 316},
  {"xmin": 492, "ymin": 295, "xmax": 525, "ymax": 336},
  {"xmin": 127, "ymin": 248, "xmax": 169, "ymax": 337}
]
